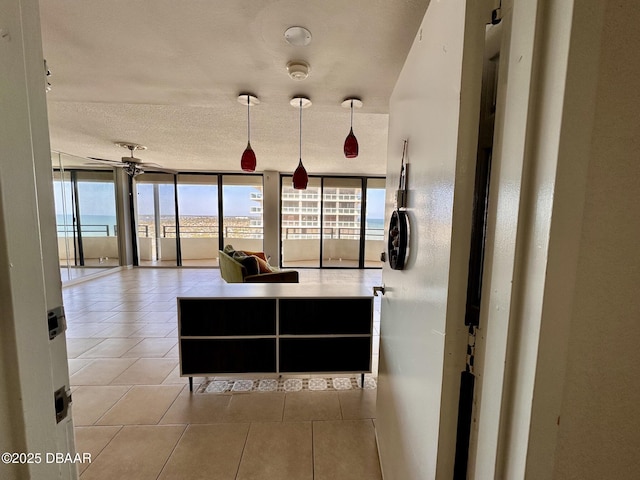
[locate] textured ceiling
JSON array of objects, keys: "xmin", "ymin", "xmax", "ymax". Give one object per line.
[{"xmin": 40, "ymin": 0, "xmax": 429, "ymax": 175}]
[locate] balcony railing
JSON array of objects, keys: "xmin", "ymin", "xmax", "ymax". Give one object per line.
[
  {"xmin": 160, "ymin": 225, "xmax": 264, "ymax": 239},
  {"xmin": 57, "ymin": 224, "xmax": 149, "ymax": 237},
  {"xmin": 283, "ymin": 227, "xmax": 384, "ymax": 240}
]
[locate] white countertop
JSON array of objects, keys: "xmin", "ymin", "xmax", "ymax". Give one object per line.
[{"xmin": 178, "ymin": 282, "xmax": 373, "ymax": 300}]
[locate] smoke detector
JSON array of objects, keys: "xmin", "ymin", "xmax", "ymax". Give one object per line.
[{"xmin": 287, "ymin": 61, "xmax": 311, "ymax": 81}]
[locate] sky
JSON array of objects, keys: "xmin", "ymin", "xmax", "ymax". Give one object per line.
[{"xmin": 55, "ymin": 181, "xmax": 386, "ymax": 219}]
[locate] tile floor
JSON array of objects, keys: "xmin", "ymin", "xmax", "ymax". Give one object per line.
[{"xmin": 64, "ymin": 267, "xmax": 382, "ymax": 479}]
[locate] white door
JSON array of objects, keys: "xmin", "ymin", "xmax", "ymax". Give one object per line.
[
  {"xmin": 375, "ymin": 1, "xmax": 492, "ymax": 478},
  {"xmin": 0, "ymin": 0, "xmax": 76, "ymax": 478}
]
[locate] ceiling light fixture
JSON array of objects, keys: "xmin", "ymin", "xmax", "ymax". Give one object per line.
[
  {"xmin": 290, "ymin": 96, "xmax": 312, "ymax": 190},
  {"xmin": 237, "ymin": 94, "xmax": 259, "ymax": 172},
  {"xmin": 342, "ymin": 98, "xmax": 362, "ymax": 158},
  {"xmin": 287, "ymin": 61, "xmax": 311, "ymax": 81}
]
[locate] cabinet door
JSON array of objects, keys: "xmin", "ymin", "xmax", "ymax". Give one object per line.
[
  {"xmin": 279, "ymin": 298, "xmax": 372, "ymax": 335},
  {"xmin": 279, "ymin": 337, "xmax": 371, "ymax": 373},
  {"xmin": 181, "ymin": 338, "xmax": 276, "ymax": 374},
  {"xmin": 179, "ymin": 298, "xmax": 276, "ymax": 336}
]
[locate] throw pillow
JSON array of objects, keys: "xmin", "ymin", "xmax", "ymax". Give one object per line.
[
  {"xmin": 232, "ymin": 251, "xmax": 259, "ymax": 276},
  {"xmin": 240, "ymin": 250, "xmax": 267, "ymax": 261},
  {"xmin": 223, "ymin": 244, "xmax": 235, "ymax": 255},
  {"xmin": 252, "ymin": 255, "xmax": 273, "ymax": 273}
]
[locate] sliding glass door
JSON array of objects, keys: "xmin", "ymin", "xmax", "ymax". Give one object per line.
[
  {"xmin": 222, "ymin": 175, "xmax": 264, "ymax": 253},
  {"xmin": 281, "ymin": 177, "xmax": 322, "ymax": 267},
  {"xmin": 280, "ymin": 175, "xmax": 384, "ymax": 269},
  {"xmin": 364, "ymin": 178, "xmax": 386, "ymax": 267},
  {"xmin": 136, "ymin": 173, "xmax": 177, "ymax": 266},
  {"xmin": 176, "ymin": 174, "xmax": 219, "ymax": 266},
  {"xmin": 322, "ymin": 177, "xmax": 362, "ymax": 267}
]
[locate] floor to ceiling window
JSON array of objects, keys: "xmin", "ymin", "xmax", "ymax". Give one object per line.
[
  {"xmin": 364, "ymin": 178, "xmax": 386, "ymax": 268},
  {"xmin": 222, "ymin": 175, "xmax": 264, "ymax": 253},
  {"xmin": 135, "ymin": 173, "xmax": 263, "ymax": 267},
  {"xmin": 280, "ymin": 175, "xmax": 385, "ymax": 269},
  {"xmin": 176, "ymin": 174, "xmax": 219, "ymax": 266},
  {"xmin": 136, "ymin": 173, "xmax": 178, "ymax": 267},
  {"xmin": 322, "ymin": 177, "xmax": 363, "ymax": 267},
  {"xmin": 281, "ymin": 177, "xmax": 322, "ymax": 267}
]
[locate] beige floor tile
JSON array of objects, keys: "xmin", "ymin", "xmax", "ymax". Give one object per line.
[
  {"xmin": 140, "ymin": 311, "xmax": 177, "ymax": 323},
  {"xmin": 102, "ymin": 310, "xmax": 150, "ymax": 323},
  {"xmin": 80, "ymin": 425, "xmax": 185, "ymax": 480},
  {"xmin": 68, "ymin": 358, "xmax": 94, "ymax": 375},
  {"xmin": 79, "ymin": 338, "xmax": 143, "ymax": 358},
  {"xmin": 283, "ymin": 392, "xmax": 342, "ymax": 421},
  {"xmin": 72, "ymin": 386, "xmax": 130, "ymax": 426},
  {"xmin": 86, "ymin": 301, "xmax": 126, "ymax": 311},
  {"xmin": 139, "ymin": 301, "xmax": 176, "ymax": 312},
  {"xmin": 236, "ymin": 422, "xmax": 313, "ymax": 480},
  {"xmin": 74, "ymin": 426, "xmax": 122, "ymax": 474},
  {"xmin": 129, "ymin": 323, "xmax": 176, "ymax": 337},
  {"xmin": 66, "ymin": 311, "xmax": 118, "ymax": 323},
  {"xmin": 164, "ymin": 327, "xmax": 178, "ymax": 338},
  {"xmin": 338, "ymin": 389, "xmax": 377, "ymax": 420},
  {"xmin": 158, "ymin": 423, "xmax": 249, "ymax": 479},
  {"xmin": 160, "ymin": 365, "xmax": 192, "ymax": 385},
  {"xmin": 67, "ymin": 338, "xmax": 106, "ymax": 358},
  {"xmin": 110, "ymin": 358, "xmax": 178, "ymax": 385},
  {"xmin": 70, "ymin": 358, "xmax": 137, "ymax": 386},
  {"xmin": 163, "ymin": 344, "xmax": 179, "ymax": 359},
  {"xmin": 160, "ymin": 388, "xmax": 230, "ymax": 424},
  {"xmin": 223, "ymin": 392, "xmax": 285, "ymax": 423},
  {"xmin": 92, "ymin": 323, "xmax": 144, "ymax": 338},
  {"xmin": 313, "ymin": 419, "xmax": 382, "ymax": 480},
  {"xmin": 96, "ymin": 385, "xmax": 183, "ymax": 425},
  {"xmin": 66, "ymin": 323, "xmax": 113, "ymax": 338},
  {"xmin": 120, "ymin": 338, "xmax": 177, "ymax": 358},
  {"xmin": 109, "ymin": 300, "xmax": 153, "ymax": 312}
]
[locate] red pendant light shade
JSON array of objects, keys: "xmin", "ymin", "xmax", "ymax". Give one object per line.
[
  {"xmin": 241, "ymin": 142, "xmax": 256, "ymax": 172},
  {"xmin": 344, "ymin": 127, "xmax": 358, "ymax": 158},
  {"xmin": 238, "ymin": 94, "xmax": 259, "ymax": 172},
  {"xmin": 291, "ymin": 96, "xmax": 311, "ymax": 190},
  {"xmin": 342, "ymin": 98, "xmax": 362, "ymax": 159},
  {"xmin": 293, "ymin": 159, "xmax": 308, "ymax": 190}
]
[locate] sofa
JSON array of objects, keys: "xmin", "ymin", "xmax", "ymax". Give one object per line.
[{"xmin": 218, "ymin": 246, "xmax": 299, "ymax": 283}]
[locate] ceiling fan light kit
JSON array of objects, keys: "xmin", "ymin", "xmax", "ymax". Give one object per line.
[{"xmin": 237, "ymin": 94, "xmax": 259, "ymax": 172}]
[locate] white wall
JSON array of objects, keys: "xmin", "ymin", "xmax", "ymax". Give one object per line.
[
  {"xmin": 551, "ymin": 1, "xmax": 640, "ymax": 478},
  {"xmin": 375, "ymin": 1, "xmax": 488, "ymax": 478},
  {"xmin": 469, "ymin": 0, "xmax": 640, "ymax": 478}
]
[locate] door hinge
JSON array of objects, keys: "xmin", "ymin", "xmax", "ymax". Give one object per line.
[
  {"xmin": 47, "ymin": 305, "xmax": 66, "ymax": 340},
  {"xmin": 54, "ymin": 386, "xmax": 72, "ymax": 423}
]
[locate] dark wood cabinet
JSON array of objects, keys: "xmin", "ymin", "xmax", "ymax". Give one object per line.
[{"xmin": 178, "ymin": 284, "xmax": 373, "ymax": 389}]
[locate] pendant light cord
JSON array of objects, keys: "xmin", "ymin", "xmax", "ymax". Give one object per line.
[
  {"xmin": 247, "ymin": 95, "xmax": 251, "ymax": 142},
  {"xmin": 350, "ymin": 99, "xmax": 354, "ymax": 128},
  {"xmin": 299, "ymin": 98, "xmax": 303, "ymax": 159}
]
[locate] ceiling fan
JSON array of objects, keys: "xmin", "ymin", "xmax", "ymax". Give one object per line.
[{"xmin": 88, "ymin": 143, "xmax": 176, "ymax": 177}]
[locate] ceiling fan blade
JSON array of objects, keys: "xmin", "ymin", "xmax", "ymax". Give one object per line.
[
  {"xmin": 83, "ymin": 162, "xmax": 126, "ymax": 168},
  {"xmin": 140, "ymin": 164, "xmax": 178, "ymax": 174},
  {"xmin": 88, "ymin": 156, "xmax": 125, "ymax": 165}
]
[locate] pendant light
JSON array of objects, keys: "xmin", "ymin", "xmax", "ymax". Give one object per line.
[
  {"xmin": 342, "ymin": 98, "xmax": 362, "ymax": 158},
  {"xmin": 238, "ymin": 94, "xmax": 259, "ymax": 172},
  {"xmin": 291, "ymin": 96, "xmax": 311, "ymax": 190}
]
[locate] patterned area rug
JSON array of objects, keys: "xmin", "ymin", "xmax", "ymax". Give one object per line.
[{"xmin": 197, "ymin": 376, "xmax": 377, "ymax": 394}]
